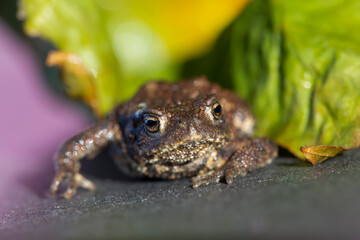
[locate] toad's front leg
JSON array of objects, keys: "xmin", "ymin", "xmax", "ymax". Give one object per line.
[
  {"xmin": 49, "ymin": 119, "xmax": 121, "ymax": 199},
  {"xmin": 192, "ymin": 138, "xmax": 278, "ymax": 188}
]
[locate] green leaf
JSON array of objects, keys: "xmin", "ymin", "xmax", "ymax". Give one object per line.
[
  {"xmin": 18, "ymin": 0, "xmax": 246, "ymax": 116},
  {"xmin": 183, "ymin": 0, "xmax": 360, "ymax": 159}
]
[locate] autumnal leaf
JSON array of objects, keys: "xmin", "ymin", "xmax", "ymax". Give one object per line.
[
  {"xmin": 300, "ymin": 146, "xmax": 346, "ymax": 165},
  {"xmin": 46, "ymin": 51, "xmax": 99, "ymax": 116},
  {"xmin": 19, "ymin": 0, "xmax": 248, "ymax": 116},
  {"xmin": 183, "ymin": 0, "xmax": 360, "ymax": 160}
]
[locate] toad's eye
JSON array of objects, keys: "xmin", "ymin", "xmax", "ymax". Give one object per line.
[
  {"xmin": 144, "ymin": 115, "xmax": 160, "ymax": 133},
  {"xmin": 212, "ymin": 102, "xmax": 222, "ymax": 119}
]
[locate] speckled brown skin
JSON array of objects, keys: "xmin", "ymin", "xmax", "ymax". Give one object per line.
[{"xmin": 50, "ymin": 77, "xmax": 278, "ymax": 199}]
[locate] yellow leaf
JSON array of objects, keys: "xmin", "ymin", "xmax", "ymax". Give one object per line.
[
  {"xmin": 46, "ymin": 51, "xmax": 100, "ymax": 116},
  {"xmin": 129, "ymin": 0, "xmax": 250, "ymax": 60},
  {"xmin": 300, "ymin": 146, "xmax": 346, "ymax": 165}
]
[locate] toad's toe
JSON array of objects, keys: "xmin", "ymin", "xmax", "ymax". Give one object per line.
[{"xmin": 191, "ymin": 170, "xmax": 223, "ymax": 188}]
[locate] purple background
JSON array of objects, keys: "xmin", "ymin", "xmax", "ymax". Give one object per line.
[{"xmin": 0, "ymin": 20, "xmax": 91, "ymax": 210}]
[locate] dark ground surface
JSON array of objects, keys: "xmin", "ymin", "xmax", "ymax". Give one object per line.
[{"xmin": 1, "ymin": 148, "xmax": 360, "ymax": 240}]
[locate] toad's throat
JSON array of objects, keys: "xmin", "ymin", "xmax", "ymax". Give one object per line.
[{"xmin": 145, "ymin": 138, "xmax": 227, "ymax": 165}]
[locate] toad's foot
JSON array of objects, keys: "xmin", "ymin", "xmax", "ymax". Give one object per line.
[
  {"xmin": 191, "ymin": 159, "xmax": 247, "ymax": 188},
  {"xmin": 49, "ymin": 172, "xmax": 96, "ymax": 199},
  {"xmin": 49, "ymin": 119, "xmax": 120, "ymax": 199},
  {"xmin": 191, "ymin": 137, "xmax": 277, "ymax": 188}
]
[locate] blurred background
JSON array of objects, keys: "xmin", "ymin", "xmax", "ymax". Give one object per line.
[
  {"xmin": 1, "ymin": 0, "xmax": 360, "ymax": 211},
  {"xmin": 0, "ymin": 1, "xmax": 92, "ymax": 209}
]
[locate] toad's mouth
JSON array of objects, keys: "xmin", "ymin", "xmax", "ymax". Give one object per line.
[{"xmin": 145, "ymin": 138, "xmax": 227, "ymax": 165}]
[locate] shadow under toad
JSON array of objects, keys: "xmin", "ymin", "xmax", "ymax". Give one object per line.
[
  {"xmin": 275, "ymin": 147, "xmax": 313, "ymax": 168},
  {"xmin": 81, "ymin": 146, "xmax": 137, "ymax": 182}
]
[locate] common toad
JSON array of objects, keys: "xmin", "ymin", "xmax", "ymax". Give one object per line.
[{"xmin": 50, "ymin": 77, "xmax": 277, "ymax": 199}]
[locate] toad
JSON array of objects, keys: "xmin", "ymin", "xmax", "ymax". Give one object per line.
[{"xmin": 50, "ymin": 77, "xmax": 277, "ymax": 199}]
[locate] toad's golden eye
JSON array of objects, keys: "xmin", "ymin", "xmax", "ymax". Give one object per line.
[
  {"xmin": 144, "ymin": 115, "xmax": 160, "ymax": 133},
  {"xmin": 212, "ymin": 102, "xmax": 222, "ymax": 119}
]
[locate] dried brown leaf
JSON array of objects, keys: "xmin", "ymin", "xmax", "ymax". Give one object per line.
[{"xmin": 300, "ymin": 146, "xmax": 346, "ymax": 165}]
